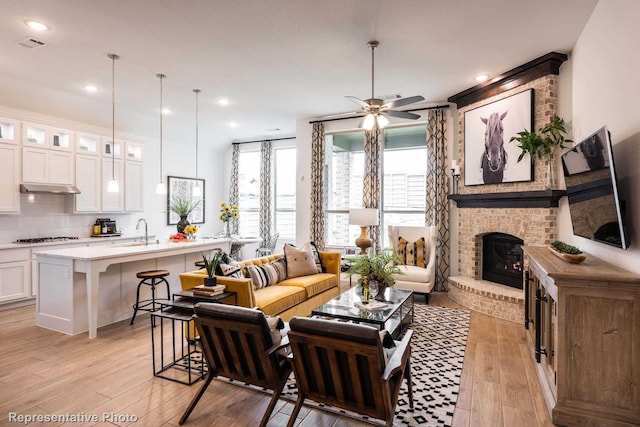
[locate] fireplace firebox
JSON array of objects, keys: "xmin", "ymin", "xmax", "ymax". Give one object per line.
[{"xmin": 482, "ymin": 233, "xmax": 524, "ymax": 289}]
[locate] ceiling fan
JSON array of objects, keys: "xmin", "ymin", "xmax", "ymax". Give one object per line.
[{"xmin": 344, "ymin": 40, "xmax": 425, "ymax": 130}]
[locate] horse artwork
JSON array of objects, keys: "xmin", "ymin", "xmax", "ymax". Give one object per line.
[{"xmin": 479, "ymin": 111, "xmax": 508, "ymax": 184}]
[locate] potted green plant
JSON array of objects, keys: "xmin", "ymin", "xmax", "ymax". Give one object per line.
[
  {"xmin": 509, "ymin": 114, "xmax": 572, "ymax": 188},
  {"xmin": 169, "ymin": 195, "xmax": 202, "ymax": 233},
  {"xmin": 347, "ymin": 249, "xmax": 404, "ymax": 299},
  {"xmin": 201, "ymin": 250, "xmax": 223, "ymax": 286}
]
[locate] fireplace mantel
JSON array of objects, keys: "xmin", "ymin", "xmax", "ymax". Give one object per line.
[{"xmin": 448, "ymin": 190, "xmax": 566, "ymax": 208}]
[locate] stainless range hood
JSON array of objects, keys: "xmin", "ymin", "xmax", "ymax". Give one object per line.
[{"xmin": 20, "ymin": 183, "xmax": 81, "ymax": 195}]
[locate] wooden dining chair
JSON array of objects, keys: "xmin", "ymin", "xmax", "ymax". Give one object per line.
[
  {"xmin": 286, "ymin": 317, "xmax": 413, "ymax": 427},
  {"xmin": 179, "ymin": 303, "xmax": 291, "ymax": 427}
]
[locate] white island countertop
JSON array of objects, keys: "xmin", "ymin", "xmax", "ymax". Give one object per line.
[{"xmin": 34, "ymin": 237, "xmax": 230, "ymax": 338}]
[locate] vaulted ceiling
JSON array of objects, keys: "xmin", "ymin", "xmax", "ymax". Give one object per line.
[{"xmin": 0, "ymin": 0, "xmax": 598, "ymax": 150}]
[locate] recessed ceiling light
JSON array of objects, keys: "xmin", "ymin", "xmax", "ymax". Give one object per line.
[
  {"xmin": 84, "ymin": 85, "xmax": 98, "ymax": 93},
  {"xmin": 25, "ymin": 20, "xmax": 50, "ymax": 31},
  {"xmin": 229, "ymin": 121, "xmax": 238, "ymax": 128},
  {"xmin": 162, "ymin": 108, "xmax": 171, "ymax": 115},
  {"xmin": 218, "ymin": 98, "xmax": 229, "ymax": 106},
  {"xmin": 475, "ymin": 74, "xmax": 489, "ymax": 82}
]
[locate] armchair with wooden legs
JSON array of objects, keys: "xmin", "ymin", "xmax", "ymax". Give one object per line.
[
  {"xmin": 285, "ymin": 316, "xmax": 413, "ymax": 427},
  {"xmin": 179, "ymin": 303, "xmax": 291, "ymax": 427}
]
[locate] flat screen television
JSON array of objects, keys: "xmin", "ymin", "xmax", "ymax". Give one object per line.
[{"xmin": 561, "ymin": 126, "xmax": 629, "ymax": 249}]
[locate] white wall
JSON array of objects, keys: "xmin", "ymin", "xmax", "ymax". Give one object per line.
[{"xmin": 558, "ymin": 0, "xmax": 640, "ymax": 273}]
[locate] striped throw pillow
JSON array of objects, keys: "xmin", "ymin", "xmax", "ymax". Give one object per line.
[
  {"xmin": 245, "ymin": 258, "xmax": 287, "ymax": 290},
  {"xmin": 397, "ymin": 237, "xmax": 427, "ymax": 268}
]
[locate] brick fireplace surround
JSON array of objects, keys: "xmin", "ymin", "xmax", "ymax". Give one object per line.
[{"xmin": 446, "ymin": 53, "xmax": 566, "ymax": 323}]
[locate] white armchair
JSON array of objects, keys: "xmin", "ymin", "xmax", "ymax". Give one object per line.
[{"xmin": 388, "ymin": 225, "xmax": 437, "ymax": 302}]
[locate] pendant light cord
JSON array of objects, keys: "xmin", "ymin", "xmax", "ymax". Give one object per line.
[
  {"xmin": 157, "ymin": 74, "xmax": 166, "ymax": 184},
  {"xmin": 108, "ymin": 53, "xmax": 119, "ymax": 181},
  {"xmin": 194, "ymin": 89, "xmax": 200, "ymax": 178}
]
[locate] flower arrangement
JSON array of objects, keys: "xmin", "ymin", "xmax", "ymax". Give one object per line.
[
  {"xmin": 183, "ymin": 224, "xmax": 199, "ymax": 239},
  {"xmin": 219, "ymin": 201, "xmax": 239, "ymax": 223}
]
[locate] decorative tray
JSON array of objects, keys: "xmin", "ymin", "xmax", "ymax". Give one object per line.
[
  {"xmin": 354, "ymin": 300, "xmax": 388, "ymax": 311},
  {"xmin": 548, "ymin": 245, "xmax": 586, "ymax": 264}
]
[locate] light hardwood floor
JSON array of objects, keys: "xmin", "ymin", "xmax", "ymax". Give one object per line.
[{"xmin": 0, "ymin": 292, "xmax": 554, "ymax": 426}]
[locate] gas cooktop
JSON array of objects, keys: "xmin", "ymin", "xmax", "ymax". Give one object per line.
[{"xmin": 16, "ymin": 237, "xmax": 80, "ymax": 244}]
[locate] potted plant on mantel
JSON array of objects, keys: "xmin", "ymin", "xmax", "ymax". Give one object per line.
[
  {"xmin": 509, "ymin": 115, "xmax": 572, "ymax": 189},
  {"xmin": 201, "ymin": 250, "xmax": 223, "ymax": 287},
  {"xmin": 347, "ymin": 249, "xmax": 404, "ymax": 300},
  {"xmin": 169, "ymin": 195, "xmax": 202, "ymax": 233}
]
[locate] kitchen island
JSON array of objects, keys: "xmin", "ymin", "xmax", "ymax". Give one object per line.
[{"xmin": 33, "ymin": 238, "xmax": 229, "ymax": 338}]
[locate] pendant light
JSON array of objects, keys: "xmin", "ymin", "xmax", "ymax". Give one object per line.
[
  {"xmin": 155, "ymin": 73, "xmax": 167, "ymax": 194},
  {"xmin": 192, "ymin": 89, "xmax": 202, "ymax": 197},
  {"xmin": 106, "ymin": 53, "xmax": 120, "ymax": 193}
]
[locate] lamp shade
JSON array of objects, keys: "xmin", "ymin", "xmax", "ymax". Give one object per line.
[{"xmin": 349, "ymin": 208, "xmax": 379, "ymax": 226}]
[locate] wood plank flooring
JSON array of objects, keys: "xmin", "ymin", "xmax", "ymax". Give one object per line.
[{"xmin": 0, "ymin": 292, "xmax": 554, "ymax": 426}]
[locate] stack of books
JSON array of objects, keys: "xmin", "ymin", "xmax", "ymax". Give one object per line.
[{"xmin": 192, "ymin": 284, "xmax": 226, "ymax": 297}]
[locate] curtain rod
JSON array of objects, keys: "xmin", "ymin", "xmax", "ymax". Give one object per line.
[
  {"xmin": 232, "ymin": 136, "xmax": 296, "ymax": 145},
  {"xmin": 308, "ymin": 104, "xmax": 450, "ymax": 124}
]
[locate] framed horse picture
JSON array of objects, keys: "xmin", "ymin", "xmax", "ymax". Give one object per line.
[{"xmin": 464, "ymin": 89, "xmax": 534, "ymax": 185}]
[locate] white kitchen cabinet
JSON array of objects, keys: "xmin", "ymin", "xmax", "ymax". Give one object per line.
[
  {"xmin": 0, "ymin": 117, "xmax": 20, "ymax": 144},
  {"xmin": 0, "ymin": 249, "xmax": 31, "ymax": 304},
  {"xmin": 125, "ymin": 160, "xmax": 144, "ymax": 212},
  {"xmin": 76, "ymin": 133, "xmax": 100, "ymax": 155},
  {"xmin": 22, "ymin": 146, "xmax": 74, "ymax": 184},
  {"xmin": 23, "ymin": 122, "xmax": 74, "ymax": 151},
  {"xmin": 75, "ymin": 154, "xmax": 102, "ymax": 212},
  {"xmin": 0, "ymin": 143, "xmax": 20, "ymax": 212},
  {"xmin": 125, "ymin": 140, "xmax": 144, "ymax": 162},
  {"xmin": 102, "ymin": 139, "xmax": 123, "ymax": 159},
  {"xmin": 101, "ymin": 157, "xmax": 124, "ymax": 212}
]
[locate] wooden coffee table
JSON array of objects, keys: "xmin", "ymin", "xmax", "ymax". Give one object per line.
[{"xmin": 311, "ymin": 285, "xmax": 414, "ymax": 339}]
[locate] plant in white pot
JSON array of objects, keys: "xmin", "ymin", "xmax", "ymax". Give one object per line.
[
  {"xmin": 201, "ymin": 250, "xmax": 223, "ymax": 287},
  {"xmin": 509, "ymin": 115, "xmax": 572, "ymax": 189}
]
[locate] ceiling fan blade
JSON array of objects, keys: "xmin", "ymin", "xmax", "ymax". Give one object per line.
[
  {"xmin": 345, "ymin": 96, "xmax": 370, "ymax": 109},
  {"xmin": 385, "ymin": 110, "xmax": 421, "ymax": 120},
  {"xmin": 383, "ymin": 95, "xmax": 425, "ymax": 109}
]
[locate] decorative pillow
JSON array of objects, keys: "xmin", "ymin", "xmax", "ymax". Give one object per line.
[
  {"xmin": 218, "ymin": 262, "xmax": 243, "ymax": 278},
  {"xmin": 265, "ymin": 314, "xmax": 290, "ymax": 356},
  {"xmin": 301, "ymin": 241, "xmax": 324, "ymax": 273},
  {"xmin": 397, "ymin": 237, "xmax": 427, "ymax": 268},
  {"xmin": 245, "ymin": 258, "xmax": 287, "ymax": 290},
  {"xmin": 214, "ymin": 252, "xmax": 235, "ymax": 275},
  {"xmin": 379, "ymin": 330, "xmax": 397, "ymax": 363},
  {"xmin": 283, "ymin": 244, "xmax": 319, "ymax": 279}
]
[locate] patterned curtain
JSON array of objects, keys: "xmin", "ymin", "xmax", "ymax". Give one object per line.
[
  {"xmin": 229, "ymin": 144, "xmax": 240, "ymax": 234},
  {"xmin": 309, "ymin": 123, "xmax": 326, "ymax": 249},
  {"xmin": 426, "ymin": 108, "xmax": 450, "ymax": 291},
  {"xmin": 363, "ymin": 124, "xmax": 382, "ymax": 253},
  {"xmin": 259, "ymin": 141, "xmax": 273, "ymax": 247}
]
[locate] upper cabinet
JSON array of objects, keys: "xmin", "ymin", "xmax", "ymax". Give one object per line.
[
  {"xmin": 76, "ymin": 133, "xmax": 101, "ymax": 156},
  {"xmin": 125, "ymin": 140, "xmax": 144, "ymax": 162},
  {"xmin": 0, "ymin": 117, "xmax": 20, "ymax": 144},
  {"xmin": 0, "ymin": 142, "xmax": 20, "ymax": 212},
  {"xmin": 102, "ymin": 138, "xmax": 122, "ymax": 159},
  {"xmin": 23, "ymin": 122, "xmax": 74, "ymax": 151}
]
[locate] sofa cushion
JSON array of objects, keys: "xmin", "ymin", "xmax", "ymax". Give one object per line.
[
  {"xmin": 246, "ymin": 258, "xmax": 287, "ymax": 290},
  {"xmin": 394, "ymin": 264, "xmax": 430, "ymax": 282},
  {"xmin": 283, "ymin": 244, "xmax": 318, "ymax": 278},
  {"xmin": 278, "ymin": 273, "xmax": 337, "ymax": 298},
  {"xmin": 397, "ymin": 237, "xmax": 427, "ymax": 268},
  {"xmin": 301, "ymin": 241, "xmax": 324, "ymax": 273},
  {"xmin": 255, "ymin": 285, "xmax": 307, "ymax": 315}
]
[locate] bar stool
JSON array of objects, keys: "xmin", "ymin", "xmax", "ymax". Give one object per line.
[
  {"xmin": 194, "ymin": 260, "xmax": 205, "ymax": 268},
  {"xmin": 130, "ymin": 270, "xmax": 171, "ymax": 325}
]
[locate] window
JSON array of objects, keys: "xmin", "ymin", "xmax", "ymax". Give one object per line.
[
  {"xmin": 324, "ymin": 126, "xmax": 427, "ymax": 249},
  {"xmin": 237, "ymin": 150, "xmax": 260, "ymax": 237},
  {"xmin": 274, "ymin": 147, "xmax": 296, "ymax": 239}
]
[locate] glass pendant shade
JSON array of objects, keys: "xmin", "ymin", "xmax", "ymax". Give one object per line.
[
  {"xmin": 362, "ymin": 114, "xmax": 375, "ymax": 130},
  {"xmin": 377, "ymin": 114, "xmax": 389, "ymax": 128},
  {"xmin": 107, "ymin": 179, "xmax": 119, "ymax": 193},
  {"xmin": 156, "ymin": 182, "xmax": 166, "ymax": 194}
]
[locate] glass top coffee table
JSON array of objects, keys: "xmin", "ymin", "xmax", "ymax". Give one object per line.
[{"xmin": 311, "ymin": 285, "xmax": 414, "ymax": 339}]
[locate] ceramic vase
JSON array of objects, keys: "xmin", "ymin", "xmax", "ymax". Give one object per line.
[{"xmin": 177, "ymin": 215, "xmax": 189, "ymax": 233}]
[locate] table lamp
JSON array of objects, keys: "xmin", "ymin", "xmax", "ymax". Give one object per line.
[{"xmin": 349, "ymin": 208, "xmax": 379, "ymax": 254}]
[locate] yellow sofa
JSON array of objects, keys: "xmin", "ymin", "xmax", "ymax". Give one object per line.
[{"xmin": 179, "ymin": 251, "xmax": 341, "ymax": 321}]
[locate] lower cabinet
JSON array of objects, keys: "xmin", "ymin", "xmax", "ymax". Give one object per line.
[
  {"xmin": 523, "ymin": 246, "xmax": 640, "ymax": 427},
  {"xmin": 0, "ymin": 249, "xmax": 31, "ymax": 303}
]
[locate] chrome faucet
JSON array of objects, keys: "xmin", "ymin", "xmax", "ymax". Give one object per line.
[{"xmin": 136, "ymin": 218, "xmax": 148, "ymax": 245}]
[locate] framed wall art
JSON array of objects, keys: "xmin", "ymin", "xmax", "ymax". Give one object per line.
[
  {"xmin": 464, "ymin": 89, "xmax": 534, "ymax": 185},
  {"xmin": 167, "ymin": 176, "xmax": 205, "ymax": 225}
]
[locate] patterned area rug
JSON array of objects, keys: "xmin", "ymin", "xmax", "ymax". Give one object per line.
[{"xmin": 220, "ymin": 304, "xmax": 470, "ymax": 426}]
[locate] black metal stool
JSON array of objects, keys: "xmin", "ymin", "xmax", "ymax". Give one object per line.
[
  {"xmin": 194, "ymin": 260, "xmax": 205, "ymax": 268},
  {"xmin": 130, "ymin": 270, "xmax": 171, "ymax": 325}
]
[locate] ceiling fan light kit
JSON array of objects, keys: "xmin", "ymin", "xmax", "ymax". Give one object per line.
[{"xmin": 346, "ymin": 40, "xmax": 425, "ymax": 130}]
